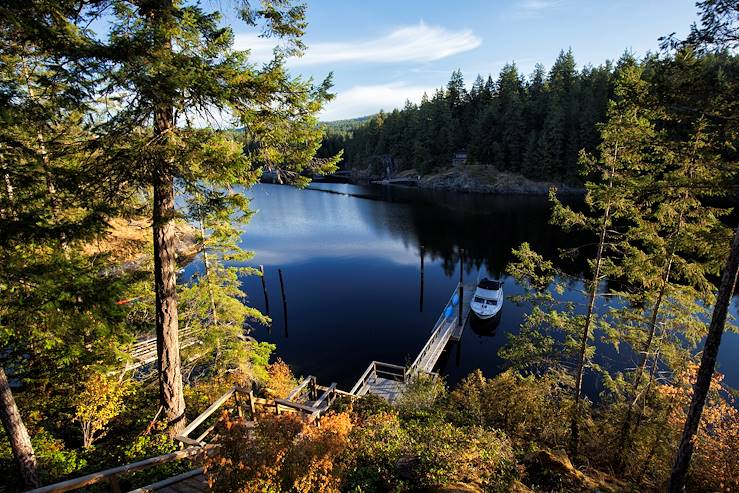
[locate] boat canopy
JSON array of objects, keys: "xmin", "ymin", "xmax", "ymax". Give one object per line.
[{"xmin": 478, "ymin": 278, "xmax": 502, "ymax": 290}]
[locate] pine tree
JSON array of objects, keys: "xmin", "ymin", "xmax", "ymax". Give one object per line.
[
  {"xmin": 0, "ymin": 4, "xmax": 135, "ymax": 482},
  {"xmin": 504, "ymin": 62, "xmax": 664, "ymax": 458},
  {"xmin": 90, "ymin": 0, "xmax": 337, "ymax": 433}
]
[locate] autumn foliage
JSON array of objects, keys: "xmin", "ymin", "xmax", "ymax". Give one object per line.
[
  {"xmin": 205, "ymin": 412, "xmax": 352, "ymax": 493},
  {"xmin": 659, "ymin": 365, "xmax": 739, "ymax": 492}
]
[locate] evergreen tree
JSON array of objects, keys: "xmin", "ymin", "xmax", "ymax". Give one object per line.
[{"xmin": 92, "ymin": 0, "xmax": 336, "ymax": 433}]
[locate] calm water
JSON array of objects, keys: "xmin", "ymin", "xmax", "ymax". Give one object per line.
[{"xmin": 189, "ymin": 182, "xmax": 739, "ymax": 395}]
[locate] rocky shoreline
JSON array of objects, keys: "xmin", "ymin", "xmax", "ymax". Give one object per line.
[{"xmin": 350, "ymin": 165, "xmax": 584, "ymax": 195}]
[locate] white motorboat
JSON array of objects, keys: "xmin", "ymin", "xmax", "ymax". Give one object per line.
[{"xmin": 470, "ymin": 277, "xmax": 503, "ymax": 320}]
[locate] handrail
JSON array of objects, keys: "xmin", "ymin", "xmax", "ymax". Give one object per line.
[
  {"xmin": 26, "ymin": 447, "xmax": 205, "ymax": 493},
  {"xmin": 285, "ymin": 376, "xmax": 312, "ymax": 401},
  {"xmin": 127, "ymin": 468, "xmax": 204, "ymax": 493},
  {"xmin": 373, "ymin": 362, "xmax": 406, "ymax": 372},
  {"xmin": 176, "ymin": 387, "xmax": 237, "ymax": 443},
  {"xmin": 312, "ymin": 382, "xmax": 337, "ymax": 409},
  {"xmin": 407, "ymin": 283, "xmax": 461, "ymax": 375},
  {"xmin": 274, "ymin": 398, "xmax": 320, "ymax": 414},
  {"xmin": 350, "ymin": 361, "xmax": 379, "ymax": 395},
  {"xmin": 350, "ymin": 360, "xmax": 407, "ymax": 396}
]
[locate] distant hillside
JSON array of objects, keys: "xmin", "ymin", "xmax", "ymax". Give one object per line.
[{"xmin": 321, "ymin": 115, "xmax": 373, "ymax": 135}]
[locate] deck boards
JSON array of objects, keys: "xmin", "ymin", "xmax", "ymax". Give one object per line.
[
  {"xmin": 364, "ymin": 376, "xmax": 405, "ymax": 402},
  {"xmin": 156, "ymin": 474, "xmax": 208, "ymax": 493}
]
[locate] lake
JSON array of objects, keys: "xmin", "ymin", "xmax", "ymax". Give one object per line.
[{"xmin": 191, "ymin": 182, "xmax": 739, "ymax": 396}]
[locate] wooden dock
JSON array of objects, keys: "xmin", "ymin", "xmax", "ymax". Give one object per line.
[{"xmin": 350, "ymin": 282, "xmax": 474, "ymax": 401}]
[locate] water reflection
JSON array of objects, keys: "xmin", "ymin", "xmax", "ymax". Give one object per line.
[{"xmin": 221, "ymin": 183, "xmax": 739, "ymax": 393}]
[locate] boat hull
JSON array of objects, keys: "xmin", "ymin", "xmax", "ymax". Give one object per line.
[{"xmin": 471, "ymin": 306, "xmax": 502, "ymax": 320}]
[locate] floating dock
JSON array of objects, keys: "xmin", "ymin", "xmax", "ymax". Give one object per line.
[{"xmin": 349, "ymin": 282, "xmax": 474, "ymax": 401}]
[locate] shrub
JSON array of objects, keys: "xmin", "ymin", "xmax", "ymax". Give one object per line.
[
  {"xmin": 206, "ymin": 412, "xmax": 352, "ymax": 492},
  {"xmin": 407, "ymin": 421, "xmax": 517, "ymax": 492},
  {"xmin": 395, "ymin": 372, "xmax": 447, "ymax": 420},
  {"xmin": 264, "ymin": 359, "xmax": 298, "ymax": 399},
  {"xmin": 446, "ymin": 369, "xmax": 573, "ymax": 447},
  {"xmin": 73, "ymin": 373, "xmax": 132, "ymax": 448},
  {"xmin": 341, "ymin": 412, "xmax": 409, "ymax": 491}
]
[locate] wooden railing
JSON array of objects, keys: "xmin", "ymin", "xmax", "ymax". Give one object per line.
[
  {"xmin": 174, "ymin": 386, "xmax": 248, "ymax": 447},
  {"xmin": 26, "ymin": 446, "xmax": 206, "ymax": 493},
  {"xmin": 407, "ymin": 282, "xmax": 461, "ymax": 375},
  {"xmin": 349, "ymin": 361, "xmax": 406, "ymax": 395}
]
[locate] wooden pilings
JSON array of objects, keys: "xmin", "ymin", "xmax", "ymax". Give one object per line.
[
  {"xmin": 278, "ymin": 268, "xmax": 288, "ymax": 338},
  {"xmin": 259, "ymin": 264, "xmax": 270, "ymax": 317},
  {"xmin": 419, "ymin": 244, "xmax": 425, "ymax": 312}
]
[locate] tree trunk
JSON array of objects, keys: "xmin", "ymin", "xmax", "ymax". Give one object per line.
[
  {"xmin": 569, "ymin": 204, "xmax": 608, "ymax": 458},
  {"xmin": 149, "ymin": 0, "xmax": 185, "ymax": 436},
  {"xmin": 23, "ymin": 62, "xmax": 67, "ymax": 249},
  {"xmin": 569, "ymin": 151, "xmax": 616, "ymax": 458},
  {"xmin": 668, "ymin": 223, "xmax": 739, "ymax": 492},
  {"xmin": 2, "ymin": 173, "xmax": 14, "ymax": 218},
  {"xmin": 199, "ymin": 218, "xmax": 218, "ymax": 324},
  {"xmin": 153, "ymin": 110, "xmax": 186, "ymax": 434},
  {"xmin": 0, "ymin": 367, "xmax": 39, "ymax": 489}
]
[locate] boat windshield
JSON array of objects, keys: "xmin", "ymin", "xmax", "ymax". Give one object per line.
[{"xmin": 474, "ymin": 297, "xmax": 498, "ymax": 305}]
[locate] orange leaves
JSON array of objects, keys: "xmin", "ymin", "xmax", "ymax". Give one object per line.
[
  {"xmin": 264, "ymin": 359, "xmax": 298, "ymax": 399},
  {"xmin": 658, "ymin": 364, "xmax": 739, "ymax": 491},
  {"xmin": 205, "ymin": 411, "xmax": 352, "ymax": 492}
]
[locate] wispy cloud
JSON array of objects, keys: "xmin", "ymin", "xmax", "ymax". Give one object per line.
[
  {"xmin": 515, "ymin": 0, "xmax": 564, "ymax": 15},
  {"xmin": 233, "ymin": 21, "xmax": 481, "ymax": 66},
  {"xmin": 518, "ymin": 0, "xmax": 562, "ymax": 10},
  {"xmin": 319, "ymin": 82, "xmax": 432, "ymax": 121}
]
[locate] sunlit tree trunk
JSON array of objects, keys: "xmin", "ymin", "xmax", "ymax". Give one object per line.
[
  {"xmin": 150, "ymin": 0, "xmax": 185, "ymax": 435},
  {"xmin": 0, "ymin": 367, "xmax": 39, "ymax": 489},
  {"xmin": 668, "ymin": 222, "xmax": 739, "ymax": 492}
]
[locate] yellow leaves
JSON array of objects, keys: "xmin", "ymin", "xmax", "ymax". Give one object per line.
[
  {"xmin": 264, "ymin": 359, "xmax": 297, "ymax": 399},
  {"xmin": 72, "ymin": 372, "xmax": 131, "ymax": 448}
]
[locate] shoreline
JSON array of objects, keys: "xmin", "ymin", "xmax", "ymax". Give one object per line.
[{"xmin": 345, "ymin": 165, "xmax": 585, "ymax": 196}]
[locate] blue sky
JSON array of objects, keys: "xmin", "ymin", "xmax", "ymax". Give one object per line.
[
  {"xmin": 86, "ymin": 1, "xmax": 702, "ymax": 122},
  {"xmin": 225, "ymin": 0, "xmax": 700, "ymax": 121}
]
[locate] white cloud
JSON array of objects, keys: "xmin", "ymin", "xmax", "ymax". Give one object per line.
[
  {"xmin": 233, "ymin": 21, "xmax": 481, "ymax": 66},
  {"xmin": 232, "ymin": 32, "xmax": 278, "ymax": 63},
  {"xmin": 319, "ymin": 82, "xmax": 432, "ymax": 121}
]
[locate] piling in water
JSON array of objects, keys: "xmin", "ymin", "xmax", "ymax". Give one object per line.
[
  {"xmin": 419, "ymin": 245, "xmax": 425, "ymax": 312},
  {"xmin": 278, "ymin": 268, "xmax": 288, "ymax": 338},
  {"xmin": 259, "ymin": 265, "xmax": 270, "ymax": 317}
]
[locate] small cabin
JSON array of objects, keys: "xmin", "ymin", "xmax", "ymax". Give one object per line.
[{"xmin": 452, "ymin": 151, "xmax": 468, "ymax": 167}]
